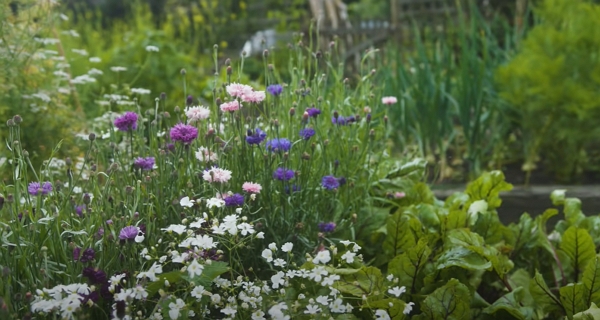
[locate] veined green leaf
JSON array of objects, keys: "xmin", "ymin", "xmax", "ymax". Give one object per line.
[
  {"xmin": 437, "ymin": 246, "xmax": 491, "ymax": 271},
  {"xmin": 334, "ymin": 266, "xmax": 384, "ymax": 298},
  {"xmin": 574, "ymin": 302, "xmax": 600, "ymax": 320},
  {"xmin": 367, "ymin": 298, "xmax": 408, "ymax": 320},
  {"xmin": 583, "ymin": 255, "xmax": 600, "ymax": 307},
  {"xmin": 529, "ymin": 271, "xmax": 564, "ymax": 314},
  {"xmin": 383, "ymin": 212, "xmax": 418, "ymax": 259},
  {"xmin": 560, "ymin": 283, "xmax": 587, "ymax": 319},
  {"xmin": 561, "ymin": 226, "xmax": 596, "ymax": 281},
  {"xmin": 418, "ymin": 278, "xmax": 471, "ymax": 320},
  {"xmin": 564, "ymin": 198, "xmax": 585, "ymax": 227},
  {"xmin": 388, "ymin": 238, "xmax": 432, "ymax": 294},
  {"xmin": 484, "ymin": 287, "xmax": 533, "ymax": 320},
  {"xmin": 464, "ymin": 170, "xmax": 513, "ymax": 210}
]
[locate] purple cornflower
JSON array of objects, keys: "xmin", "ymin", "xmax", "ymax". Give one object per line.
[
  {"xmin": 267, "ymin": 84, "xmax": 283, "ymax": 96},
  {"xmin": 119, "ymin": 226, "xmax": 139, "ymax": 241},
  {"xmin": 332, "ymin": 116, "xmax": 348, "ymax": 125},
  {"xmin": 246, "ymin": 128, "xmax": 267, "ymax": 145},
  {"xmin": 306, "ymin": 108, "xmax": 321, "ymax": 118},
  {"xmin": 82, "ymin": 267, "xmax": 107, "ymax": 285},
  {"xmin": 273, "ymin": 168, "xmax": 295, "ymax": 181},
  {"xmin": 73, "ymin": 247, "xmax": 81, "ymax": 261},
  {"xmin": 80, "ymin": 248, "xmax": 96, "ymax": 263},
  {"xmin": 114, "ymin": 112, "xmax": 138, "ymax": 131},
  {"xmin": 266, "ymin": 138, "xmax": 292, "ymax": 152},
  {"xmin": 322, "ymin": 175, "xmax": 340, "ymax": 190},
  {"xmin": 75, "ymin": 205, "xmax": 86, "ymax": 217},
  {"xmin": 299, "ymin": 128, "xmax": 315, "ymax": 140},
  {"xmin": 134, "ymin": 157, "xmax": 155, "ymax": 170},
  {"xmin": 318, "ymin": 222, "xmax": 336, "ymax": 233},
  {"xmin": 28, "ymin": 181, "xmax": 52, "ymax": 196},
  {"xmin": 224, "ymin": 194, "xmax": 244, "ymax": 207},
  {"xmin": 170, "ymin": 123, "xmax": 198, "ymax": 144}
]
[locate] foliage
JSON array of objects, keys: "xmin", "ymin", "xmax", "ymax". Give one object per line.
[{"xmin": 496, "ymin": 0, "xmax": 600, "ymax": 183}]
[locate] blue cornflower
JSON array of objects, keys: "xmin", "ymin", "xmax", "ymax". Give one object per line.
[
  {"xmin": 246, "ymin": 128, "xmax": 267, "ymax": 145},
  {"xmin": 134, "ymin": 157, "xmax": 155, "ymax": 170},
  {"xmin": 299, "ymin": 128, "xmax": 315, "ymax": 140},
  {"xmin": 274, "ymin": 168, "xmax": 295, "ymax": 181},
  {"xmin": 318, "ymin": 222, "xmax": 336, "ymax": 233},
  {"xmin": 267, "ymin": 84, "xmax": 283, "ymax": 96},
  {"xmin": 331, "ymin": 116, "xmax": 347, "ymax": 125},
  {"xmin": 266, "ymin": 138, "xmax": 292, "ymax": 152},
  {"xmin": 306, "ymin": 108, "xmax": 321, "ymax": 118},
  {"xmin": 321, "ymin": 175, "xmax": 340, "ymax": 190},
  {"xmin": 224, "ymin": 194, "xmax": 244, "ymax": 207}
]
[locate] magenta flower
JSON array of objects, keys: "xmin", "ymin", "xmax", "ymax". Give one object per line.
[
  {"xmin": 114, "ymin": 112, "xmax": 138, "ymax": 131},
  {"xmin": 119, "ymin": 226, "xmax": 139, "ymax": 241},
  {"xmin": 134, "ymin": 157, "xmax": 155, "ymax": 170},
  {"xmin": 382, "ymin": 96, "xmax": 398, "ymax": 105},
  {"xmin": 170, "ymin": 123, "xmax": 198, "ymax": 144}
]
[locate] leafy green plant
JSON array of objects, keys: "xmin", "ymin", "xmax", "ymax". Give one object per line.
[{"xmin": 496, "ymin": 0, "xmax": 600, "ymax": 183}]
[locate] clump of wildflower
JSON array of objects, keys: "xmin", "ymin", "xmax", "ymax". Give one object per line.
[
  {"xmin": 318, "ymin": 222, "xmax": 336, "ymax": 233},
  {"xmin": 274, "ymin": 168, "xmax": 295, "ymax": 181},
  {"xmin": 299, "ymin": 128, "xmax": 315, "ymax": 140},
  {"xmin": 246, "ymin": 128, "xmax": 266, "ymax": 145},
  {"xmin": 382, "ymin": 96, "xmax": 398, "ymax": 105},
  {"xmin": 185, "ymin": 106, "xmax": 210, "ymax": 123},
  {"xmin": 195, "ymin": 146, "xmax": 218, "ymax": 162},
  {"xmin": 306, "ymin": 108, "xmax": 321, "ymax": 117},
  {"xmin": 242, "ymin": 90, "xmax": 266, "ymax": 103},
  {"xmin": 226, "ymin": 83, "xmax": 253, "ymax": 98},
  {"xmin": 220, "ymin": 100, "xmax": 241, "ymax": 112},
  {"xmin": 133, "ymin": 157, "xmax": 155, "ymax": 170},
  {"xmin": 28, "ymin": 181, "xmax": 52, "ymax": 196},
  {"xmin": 114, "ymin": 112, "xmax": 138, "ymax": 131},
  {"xmin": 224, "ymin": 194, "xmax": 244, "ymax": 207},
  {"xmin": 242, "ymin": 182, "xmax": 262, "ymax": 194},
  {"xmin": 321, "ymin": 175, "xmax": 340, "ymax": 190},
  {"xmin": 170, "ymin": 123, "xmax": 198, "ymax": 144},
  {"xmin": 267, "ymin": 84, "xmax": 283, "ymax": 96},
  {"xmin": 332, "ymin": 115, "xmax": 356, "ymax": 125},
  {"xmin": 266, "ymin": 138, "xmax": 292, "ymax": 152},
  {"xmin": 202, "ymin": 167, "xmax": 232, "ymax": 183}
]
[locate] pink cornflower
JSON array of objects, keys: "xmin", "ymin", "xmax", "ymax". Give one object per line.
[
  {"xmin": 226, "ymin": 83, "xmax": 253, "ymax": 98},
  {"xmin": 382, "ymin": 96, "xmax": 398, "ymax": 105},
  {"xmin": 242, "ymin": 91, "xmax": 266, "ymax": 103},
  {"xmin": 394, "ymin": 192, "xmax": 406, "ymax": 199},
  {"xmin": 220, "ymin": 100, "xmax": 241, "ymax": 112},
  {"xmin": 242, "ymin": 182, "xmax": 262, "ymax": 194},
  {"xmin": 185, "ymin": 106, "xmax": 210, "ymax": 124},
  {"xmin": 202, "ymin": 167, "xmax": 232, "ymax": 183},
  {"xmin": 195, "ymin": 146, "xmax": 218, "ymax": 162}
]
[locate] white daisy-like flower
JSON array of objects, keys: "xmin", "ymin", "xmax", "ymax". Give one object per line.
[
  {"xmin": 403, "ymin": 302, "xmax": 415, "ymax": 315},
  {"xmin": 187, "ymin": 259, "xmax": 204, "ymax": 278},
  {"xmin": 388, "ymin": 286, "xmax": 406, "ymax": 298},
  {"xmin": 179, "ymin": 196, "xmax": 195, "ymax": 208},
  {"xmin": 146, "ymin": 45, "xmax": 159, "ymax": 52},
  {"xmin": 281, "ymin": 242, "xmax": 293, "ymax": 253},
  {"xmin": 312, "ymin": 250, "xmax": 331, "ymax": 264}
]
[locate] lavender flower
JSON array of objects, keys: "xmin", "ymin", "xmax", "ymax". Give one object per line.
[
  {"xmin": 114, "ymin": 112, "xmax": 138, "ymax": 131},
  {"xmin": 332, "ymin": 116, "xmax": 348, "ymax": 125},
  {"xmin": 321, "ymin": 175, "xmax": 340, "ymax": 190},
  {"xmin": 28, "ymin": 181, "xmax": 52, "ymax": 196},
  {"xmin": 119, "ymin": 226, "xmax": 139, "ymax": 241},
  {"xmin": 246, "ymin": 128, "xmax": 267, "ymax": 145},
  {"xmin": 75, "ymin": 205, "xmax": 86, "ymax": 217},
  {"xmin": 266, "ymin": 138, "xmax": 292, "ymax": 152},
  {"xmin": 274, "ymin": 168, "xmax": 295, "ymax": 181},
  {"xmin": 299, "ymin": 128, "xmax": 315, "ymax": 140},
  {"xmin": 224, "ymin": 194, "xmax": 244, "ymax": 207},
  {"xmin": 306, "ymin": 108, "xmax": 321, "ymax": 118},
  {"xmin": 318, "ymin": 222, "xmax": 336, "ymax": 233},
  {"xmin": 170, "ymin": 123, "xmax": 198, "ymax": 144},
  {"xmin": 73, "ymin": 247, "xmax": 81, "ymax": 261},
  {"xmin": 267, "ymin": 84, "xmax": 283, "ymax": 96},
  {"xmin": 134, "ymin": 157, "xmax": 155, "ymax": 170}
]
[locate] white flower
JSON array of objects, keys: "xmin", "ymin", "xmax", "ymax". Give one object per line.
[
  {"xmin": 340, "ymin": 240, "xmax": 353, "ymax": 246},
  {"xmin": 313, "ymin": 250, "xmax": 331, "ymax": 264},
  {"xmin": 168, "ymin": 298, "xmax": 185, "ymax": 319},
  {"xmin": 89, "ymin": 57, "xmax": 101, "ymax": 63},
  {"xmin": 281, "ymin": 242, "xmax": 293, "ymax": 253},
  {"xmin": 180, "ymin": 197, "xmax": 195, "ymax": 207},
  {"xmin": 88, "ymin": 68, "xmax": 103, "ymax": 75},
  {"xmin": 162, "ymin": 224, "xmax": 187, "ymax": 234},
  {"xmin": 268, "ymin": 302, "xmax": 289, "ymax": 320},
  {"xmin": 316, "ymin": 295, "xmax": 330, "ymax": 305},
  {"xmin": 261, "ymin": 249, "xmax": 273, "ymax": 262},
  {"xmin": 308, "ymin": 266, "xmax": 328, "ymax": 282},
  {"xmin": 256, "ymin": 232, "xmax": 265, "ymax": 239},
  {"xmin": 187, "ymin": 259, "xmax": 204, "ymax": 278},
  {"xmin": 135, "ymin": 233, "xmax": 145, "ymax": 243},
  {"xmin": 352, "ymin": 244, "xmax": 362, "ymax": 252},
  {"xmin": 329, "ymin": 298, "xmax": 346, "ymax": 313},
  {"xmin": 146, "ymin": 45, "xmax": 159, "ymax": 52},
  {"xmin": 221, "ymin": 305, "xmax": 237, "ymax": 316},
  {"xmin": 375, "ymin": 309, "xmax": 391, "ymax": 320},
  {"xmin": 273, "ymin": 258, "xmax": 286, "ymax": 267},
  {"xmin": 341, "ymin": 251, "xmax": 356, "ymax": 263},
  {"xmin": 71, "ymin": 48, "xmax": 88, "ymax": 56},
  {"xmin": 388, "ymin": 286, "xmax": 406, "ymax": 298},
  {"xmin": 131, "ymin": 88, "xmax": 151, "ymax": 95},
  {"xmin": 304, "ymin": 304, "xmax": 321, "ymax": 314},
  {"xmin": 211, "ymin": 293, "xmax": 221, "ymax": 304},
  {"xmin": 110, "ymin": 66, "xmax": 127, "ymax": 72},
  {"xmin": 191, "ymin": 285, "xmax": 205, "ymax": 300},
  {"xmin": 268, "ymin": 243, "xmax": 278, "ymax": 251},
  {"xmin": 251, "ymin": 310, "xmax": 266, "ymax": 320},
  {"xmin": 237, "ymin": 223, "xmax": 255, "ymax": 236},
  {"xmin": 403, "ymin": 302, "xmax": 415, "ymax": 315},
  {"xmin": 271, "ymin": 271, "xmax": 285, "ymax": 289},
  {"xmin": 186, "ymin": 106, "xmax": 211, "ymax": 124},
  {"xmin": 206, "ymin": 197, "xmax": 225, "ymax": 208},
  {"xmin": 321, "ymin": 274, "xmax": 340, "ymax": 286}
]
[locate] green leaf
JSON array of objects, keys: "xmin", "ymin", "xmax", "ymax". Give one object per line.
[
  {"xmin": 583, "ymin": 255, "xmax": 600, "ymax": 307},
  {"xmin": 413, "ymin": 182, "xmax": 435, "ymax": 205},
  {"xmin": 560, "ymin": 283, "xmax": 587, "ymax": 319},
  {"xmin": 334, "ymin": 266, "xmax": 384, "ymax": 298},
  {"xmin": 418, "ymin": 278, "xmax": 471, "ymax": 320},
  {"xmin": 436, "ymin": 246, "xmax": 491, "ymax": 271},
  {"xmin": 195, "ymin": 261, "xmax": 229, "ymax": 287},
  {"xmin": 574, "ymin": 303, "xmax": 600, "ymax": 320},
  {"xmin": 464, "ymin": 170, "xmax": 513, "ymax": 210},
  {"xmin": 146, "ymin": 271, "xmax": 183, "ymax": 297},
  {"xmin": 388, "ymin": 238, "xmax": 432, "ymax": 293},
  {"xmin": 561, "ymin": 226, "xmax": 596, "ymax": 281},
  {"xmin": 444, "ymin": 209, "xmax": 468, "ymax": 231},
  {"xmin": 529, "ymin": 271, "xmax": 564, "ymax": 314},
  {"xmin": 367, "ymin": 298, "xmax": 408, "ymax": 320},
  {"xmin": 484, "ymin": 287, "xmax": 534, "ymax": 320},
  {"xmin": 564, "ymin": 198, "xmax": 586, "ymax": 227},
  {"xmin": 383, "ymin": 212, "xmax": 418, "ymax": 259}
]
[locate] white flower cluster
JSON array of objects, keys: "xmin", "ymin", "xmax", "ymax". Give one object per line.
[{"xmin": 31, "ymin": 283, "xmax": 92, "ymax": 320}]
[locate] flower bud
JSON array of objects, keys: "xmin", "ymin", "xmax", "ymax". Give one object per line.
[
  {"xmin": 6, "ymin": 119, "xmax": 14, "ymax": 127},
  {"xmin": 160, "ymin": 92, "xmax": 166, "ymax": 100},
  {"xmin": 289, "ymin": 108, "xmax": 295, "ymax": 116},
  {"xmin": 88, "ymin": 133, "xmax": 96, "ymax": 141},
  {"xmin": 263, "ymin": 49, "xmax": 269, "ymax": 58},
  {"xmin": 13, "ymin": 115, "xmax": 22, "ymax": 124},
  {"xmin": 226, "ymin": 66, "xmax": 232, "ymax": 75},
  {"xmin": 180, "ymin": 68, "xmax": 186, "ymax": 75}
]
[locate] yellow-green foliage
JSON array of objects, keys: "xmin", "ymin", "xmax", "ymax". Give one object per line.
[{"xmin": 496, "ymin": 0, "xmax": 600, "ymax": 182}]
